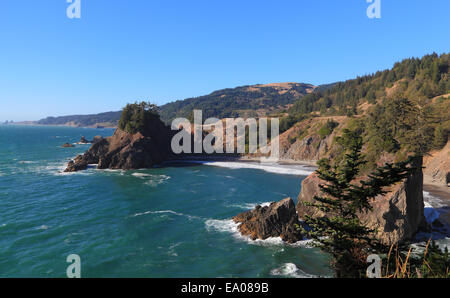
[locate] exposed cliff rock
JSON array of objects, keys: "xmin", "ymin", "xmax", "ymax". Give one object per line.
[
  {"xmin": 279, "ymin": 116, "xmax": 347, "ymax": 162},
  {"xmin": 65, "ymin": 116, "xmax": 173, "ymax": 172},
  {"xmin": 232, "ymin": 198, "xmax": 303, "ymax": 243},
  {"xmin": 423, "ymin": 141, "xmax": 450, "ymax": 186},
  {"xmin": 296, "ymin": 158, "xmax": 426, "ymax": 245}
]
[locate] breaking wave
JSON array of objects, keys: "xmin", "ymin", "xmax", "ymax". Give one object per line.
[
  {"xmin": 132, "ymin": 210, "xmax": 201, "ymax": 221},
  {"xmin": 270, "ymin": 263, "xmax": 316, "ymax": 278},
  {"xmin": 423, "ymin": 191, "xmax": 445, "ymax": 224},
  {"xmin": 184, "ymin": 161, "xmax": 315, "ymax": 176},
  {"xmin": 204, "ymin": 219, "xmax": 316, "ymax": 248}
]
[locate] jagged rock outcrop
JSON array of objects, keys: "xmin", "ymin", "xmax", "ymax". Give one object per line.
[
  {"xmin": 423, "ymin": 141, "xmax": 450, "ymax": 186},
  {"xmin": 296, "ymin": 158, "xmax": 427, "ymax": 245},
  {"xmin": 278, "ymin": 116, "xmax": 347, "ymax": 163},
  {"xmin": 232, "ymin": 198, "xmax": 303, "ymax": 243},
  {"xmin": 65, "ymin": 116, "xmax": 173, "ymax": 172},
  {"xmin": 79, "ymin": 136, "xmax": 90, "ymax": 144},
  {"xmin": 92, "ymin": 136, "xmax": 103, "ymax": 144}
]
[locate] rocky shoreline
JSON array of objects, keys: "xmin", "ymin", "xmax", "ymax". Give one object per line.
[{"xmin": 62, "ymin": 119, "xmax": 448, "ymax": 247}]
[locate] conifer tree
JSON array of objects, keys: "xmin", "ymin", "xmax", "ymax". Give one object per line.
[{"xmin": 300, "ymin": 129, "xmax": 416, "ymax": 277}]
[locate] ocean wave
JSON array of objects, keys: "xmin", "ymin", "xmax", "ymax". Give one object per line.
[
  {"xmin": 204, "ymin": 219, "xmax": 316, "ymax": 248},
  {"xmin": 36, "ymin": 225, "xmax": 50, "ymax": 230},
  {"xmin": 423, "ymin": 191, "xmax": 445, "ymax": 224},
  {"xmin": 424, "ymin": 202, "xmax": 441, "ymax": 224},
  {"xmin": 270, "ymin": 263, "xmax": 316, "ymax": 278},
  {"xmin": 411, "ymin": 237, "xmax": 450, "ymax": 254},
  {"xmin": 18, "ymin": 161, "xmax": 37, "ymax": 164},
  {"xmin": 225, "ymin": 202, "xmax": 272, "ymax": 210},
  {"xmin": 131, "ymin": 172, "xmax": 171, "ymax": 186},
  {"xmin": 132, "ymin": 210, "xmax": 201, "ymax": 221},
  {"xmin": 131, "ymin": 173, "xmax": 152, "ymax": 178},
  {"xmin": 184, "ymin": 161, "xmax": 315, "ymax": 176},
  {"xmin": 423, "ymin": 191, "xmax": 445, "ymax": 208}
]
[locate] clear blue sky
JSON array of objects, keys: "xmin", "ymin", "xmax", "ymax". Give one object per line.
[{"xmin": 0, "ymin": 0, "xmax": 449, "ymax": 121}]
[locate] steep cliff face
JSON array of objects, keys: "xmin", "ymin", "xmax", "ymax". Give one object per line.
[
  {"xmin": 278, "ymin": 116, "xmax": 347, "ymax": 162},
  {"xmin": 296, "ymin": 158, "xmax": 426, "ymax": 245},
  {"xmin": 65, "ymin": 116, "xmax": 173, "ymax": 172},
  {"xmin": 423, "ymin": 141, "xmax": 450, "ymax": 186}
]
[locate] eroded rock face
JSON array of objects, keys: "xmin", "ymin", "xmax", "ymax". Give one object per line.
[
  {"xmin": 64, "ymin": 116, "xmax": 173, "ymax": 172},
  {"xmin": 233, "ymin": 198, "xmax": 303, "ymax": 243},
  {"xmin": 296, "ymin": 158, "xmax": 426, "ymax": 245},
  {"xmin": 423, "ymin": 141, "xmax": 450, "ymax": 186}
]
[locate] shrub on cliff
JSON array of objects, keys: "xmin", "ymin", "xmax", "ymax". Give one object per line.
[
  {"xmin": 299, "ymin": 129, "xmax": 416, "ymax": 278},
  {"xmin": 118, "ymin": 102, "xmax": 160, "ymax": 134},
  {"xmin": 318, "ymin": 119, "xmax": 339, "ymax": 139}
]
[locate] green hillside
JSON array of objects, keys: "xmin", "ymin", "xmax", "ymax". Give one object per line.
[
  {"xmin": 158, "ymin": 82, "xmax": 315, "ymax": 123},
  {"xmin": 280, "ymin": 52, "xmax": 450, "ymax": 167}
]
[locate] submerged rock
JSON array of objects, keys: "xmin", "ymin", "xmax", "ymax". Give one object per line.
[
  {"xmin": 62, "ymin": 143, "xmax": 75, "ymax": 148},
  {"xmin": 233, "ymin": 198, "xmax": 303, "ymax": 243}
]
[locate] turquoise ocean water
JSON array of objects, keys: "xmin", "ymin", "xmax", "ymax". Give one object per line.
[{"xmin": 0, "ymin": 125, "xmax": 331, "ymax": 278}]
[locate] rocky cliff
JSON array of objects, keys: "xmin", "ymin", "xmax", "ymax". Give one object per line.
[
  {"xmin": 423, "ymin": 140, "xmax": 450, "ymax": 186},
  {"xmin": 296, "ymin": 158, "xmax": 427, "ymax": 245},
  {"xmin": 65, "ymin": 115, "xmax": 173, "ymax": 172},
  {"xmin": 232, "ymin": 198, "xmax": 303, "ymax": 243},
  {"xmin": 278, "ymin": 116, "xmax": 348, "ymax": 162}
]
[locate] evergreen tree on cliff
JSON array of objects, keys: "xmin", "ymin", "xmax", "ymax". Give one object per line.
[
  {"xmin": 118, "ymin": 101, "xmax": 160, "ymax": 134},
  {"xmin": 300, "ymin": 129, "xmax": 416, "ymax": 278}
]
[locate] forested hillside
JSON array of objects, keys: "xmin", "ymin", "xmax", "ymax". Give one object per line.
[
  {"xmin": 37, "ymin": 111, "xmax": 121, "ymax": 127},
  {"xmin": 278, "ymin": 52, "xmax": 450, "ymax": 169},
  {"xmin": 34, "ymin": 83, "xmax": 315, "ymax": 126},
  {"xmin": 158, "ymin": 82, "xmax": 315, "ymax": 123}
]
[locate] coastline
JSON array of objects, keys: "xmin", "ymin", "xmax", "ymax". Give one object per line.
[{"xmin": 5, "ymin": 122, "xmax": 118, "ymax": 129}]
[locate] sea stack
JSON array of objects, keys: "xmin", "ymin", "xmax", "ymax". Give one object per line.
[{"xmin": 65, "ymin": 103, "xmax": 174, "ymax": 172}]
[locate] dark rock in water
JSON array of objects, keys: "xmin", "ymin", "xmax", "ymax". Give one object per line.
[
  {"xmin": 79, "ymin": 136, "xmax": 90, "ymax": 144},
  {"xmin": 62, "ymin": 143, "xmax": 75, "ymax": 148},
  {"xmin": 64, "ymin": 116, "xmax": 173, "ymax": 172},
  {"xmin": 233, "ymin": 198, "xmax": 303, "ymax": 243},
  {"xmin": 66, "ymin": 155, "xmax": 89, "ymax": 172}
]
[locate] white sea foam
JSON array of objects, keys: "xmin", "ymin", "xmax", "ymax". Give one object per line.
[
  {"xmin": 36, "ymin": 225, "xmax": 49, "ymax": 230},
  {"xmin": 423, "ymin": 191, "xmax": 445, "ymax": 224},
  {"xmin": 423, "ymin": 191, "xmax": 445, "ymax": 208},
  {"xmin": 270, "ymin": 263, "xmax": 316, "ymax": 278},
  {"xmin": 18, "ymin": 161, "xmax": 37, "ymax": 164},
  {"xmin": 184, "ymin": 161, "xmax": 315, "ymax": 176},
  {"xmin": 411, "ymin": 237, "xmax": 450, "ymax": 254},
  {"xmin": 130, "ymin": 172, "xmax": 171, "ymax": 186},
  {"xmin": 424, "ymin": 202, "xmax": 441, "ymax": 224},
  {"xmin": 204, "ymin": 219, "xmax": 316, "ymax": 248},
  {"xmin": 226, "ymin": 202, "xmax": 272, "ymax": 210},
  {"xmin": 131, "ymin": 173, "xmax": 152, "ymax": 178},
  {"xmin": 132, "ymin": 210, "xmax": 201, "ymax": 221}
]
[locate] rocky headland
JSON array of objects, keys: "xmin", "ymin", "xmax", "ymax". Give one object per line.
[{"xmin": 65, "ymin": 113, "xmax": 174, "ymax": 172}]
